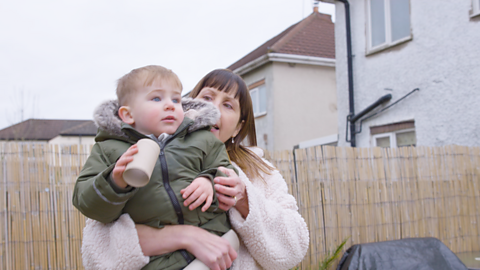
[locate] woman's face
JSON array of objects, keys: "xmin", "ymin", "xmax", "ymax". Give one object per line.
[{"xmin": 195, "ymin": 87, "xmax": 243, "ymax": 143}]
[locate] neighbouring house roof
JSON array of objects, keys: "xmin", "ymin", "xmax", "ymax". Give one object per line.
[
  {"xmin": 227, "ymin": 11, "xmax": 335, "ymax": 72},
  {"xmin": 0, "ymin": 119, "xmax": 97, "ymax": 141},
  {"xmin": 59, "ymin": 121, "xmax": 98, "ymax": 136}
]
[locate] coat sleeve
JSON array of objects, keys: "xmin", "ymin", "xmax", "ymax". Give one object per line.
[
  {"xmin": 196, "ymin": 135, "xmax": 238, "ymax": 181},
  {"xmin": 72, "ymin": 143, "xmax": 137, "ymax": 223},
  {"xmin": 228, "ymin": 157, "xmax": 309, "ymax": 270},
  {"xmin": 193, "ymin": 136, "xmax": 238, "ymax": 211}
]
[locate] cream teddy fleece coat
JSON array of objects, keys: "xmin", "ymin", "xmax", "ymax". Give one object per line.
[{"xmin": 81, "ymin": 147, "xmax": 309, "ymax": 270}]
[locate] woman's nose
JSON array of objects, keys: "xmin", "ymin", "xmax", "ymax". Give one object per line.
[{"xmin": 212, "ymin": 100, "xmax": 222, "ymax": 111}]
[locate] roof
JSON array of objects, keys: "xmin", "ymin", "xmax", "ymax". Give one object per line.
[
  {"xmin": 0, "ymin": 119, "xmax": 97, "ymax": 141},
  {"xmin": 60, "ymin": 121, "xmax": 98, "ymax": 136},
  {"xmin": 227, "ymin": 11, "xmax": 335, "ymax": 71}
]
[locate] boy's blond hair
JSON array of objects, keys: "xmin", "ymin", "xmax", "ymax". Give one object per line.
[{"xmin": 116, "ymin": 65, "xmax": 183, "ymax": 106}]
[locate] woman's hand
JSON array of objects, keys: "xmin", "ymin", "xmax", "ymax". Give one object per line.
[
  {"xmin": 214, "ymin": 167, "xmax": 249, "ymax": 218},
  {"xmin": 184, "ymin": 226, "xmax": 237, "ymax": 270},
  {"xmin": 136, "ymin": 224, "xmax": 236, "ymax": 270}
]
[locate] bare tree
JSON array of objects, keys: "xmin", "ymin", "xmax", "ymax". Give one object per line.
[
  {"xmin": 4, "ymin": 88, "xmax": 40, "ymax": 140},
  {"xmin": 6, "ymin": 87, "xmax": 39, "ymax": 125}
]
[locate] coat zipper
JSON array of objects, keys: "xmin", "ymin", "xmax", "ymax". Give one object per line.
[
  {"xmin": 159, "ymin": 140, "xmax": 193, "ymax": 264},
  {"xmin": 159, "ymin": 149, "xmax": 184, "ymax": 224}
]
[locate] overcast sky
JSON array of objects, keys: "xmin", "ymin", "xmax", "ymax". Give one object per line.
[{"xmin": 0, "ymin": 0, "xmax": 335, "ymax": 130}]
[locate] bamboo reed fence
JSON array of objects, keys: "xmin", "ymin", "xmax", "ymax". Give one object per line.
[
  {"xmin": 0, "ymin": 142, "xmax": 90, "ymax": 270},
  {"xmin": 265, "ymin": 145, "xmax": 480, "ymax": 269},
  {"xmin": 0, "ymin": 142, "xmax": 479, "ymax": 269}
]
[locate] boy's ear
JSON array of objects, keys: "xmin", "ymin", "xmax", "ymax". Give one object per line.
[{"xmin": 118, "ymin": 106, "xmax": 135, "ymax": 125}]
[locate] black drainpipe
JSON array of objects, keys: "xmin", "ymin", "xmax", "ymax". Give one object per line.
[
  {"xmin": 346, "ymin": 94, "xmax": 392, "ymax": 143},
  {"xmin": 349, "ymin": 94, "xmax": 392, "ymax": 123},
  {"xmin": 292, "ymin": 145, "xmax": 299, "ymax": 183},
  {"xmin": 336, "ymin": 0, "xmax": 357, "ymax": 146}
]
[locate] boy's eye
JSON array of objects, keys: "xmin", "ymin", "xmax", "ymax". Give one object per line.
[
  {"xmin": 152, "ymin": 97, "xmax": 161, "ymax": 102},
  {"xmin": 172, "ymin": 99, "xmax": 180, "ymax": 103}
]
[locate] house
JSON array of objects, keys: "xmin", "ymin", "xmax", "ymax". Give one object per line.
[
  {"xmin": 321, "ymin": 0, "xmax": 480, "ymax": 147},
  {"xmin": 0, "ymin": 119, "xmax": 97, "ymax": 145},
  {"xmin": 227, "ymin": 6, "xmax": 338, "ymax": 151}
]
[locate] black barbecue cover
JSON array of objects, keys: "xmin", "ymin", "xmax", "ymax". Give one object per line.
[{"xmin": 336, "ymin": 237, "xmax": 467, "ymax": 270}]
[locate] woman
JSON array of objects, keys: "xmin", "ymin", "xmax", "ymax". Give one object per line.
[{"xmin": 82, "ymin": 69, "xmax": 309, "ymax": 270}]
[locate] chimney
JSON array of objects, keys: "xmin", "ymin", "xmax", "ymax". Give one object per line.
[{"xmin": 313, "ymin": 0, "xmax": 319, "ymax": 13}]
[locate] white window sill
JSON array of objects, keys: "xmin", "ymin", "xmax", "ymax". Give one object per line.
[
  {"xmin": 254, "ymin": 112, "xmax": 267, "ymax": 118},
  {"xmin": 470, "ymin": 10, "xmax": 480, "ymax": 18},
  {"xmin": 366, "ymin": 35, "xmax": 413, "ymax": 56}
]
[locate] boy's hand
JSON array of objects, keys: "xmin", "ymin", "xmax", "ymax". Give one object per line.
[
  {"xmin": 111, "ymin": 144, "xmax": 138, "ymax": 188},
  {"xmin": 181, "ymin": 177, "xmax": 213, "ymax": 212}
]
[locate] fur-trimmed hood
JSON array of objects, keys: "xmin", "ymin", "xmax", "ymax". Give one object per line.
[{"xmin": 93, "ymin": 97, "xmax": 220, "ymax": 138}]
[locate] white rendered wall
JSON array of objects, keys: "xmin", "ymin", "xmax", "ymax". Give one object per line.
[{"xmin": 334, "ymin": 1, "xmax": 480, "ymax": 147}]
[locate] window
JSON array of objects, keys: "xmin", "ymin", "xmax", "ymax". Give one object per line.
[
  {"xmin": 471, "ymin": 0, "xmax": 480, "ymax": 17},
  {"xmin": 367, "ymin": 0, "xmax": 411, "ymax": 53},
  {"xmin": 371, "ymin": 121, "xmax": 416, "ymax": 148},
  {"xmin": 250, "ymin": 85, "xmax": 267, "ymax": 117},
  {"xmin": 373, "ymin": 129, "xmax": 416, "ymax": 148}
]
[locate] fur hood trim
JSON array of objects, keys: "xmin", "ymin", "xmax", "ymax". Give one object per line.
[{"xmin": 93, "ymin": 97, "xmax": 220, "ymax": 137}]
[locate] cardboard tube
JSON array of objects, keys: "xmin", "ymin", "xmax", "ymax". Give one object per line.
[{"xmin": 123, "ymin": 139, "xmax": 160, "ymax": 187}]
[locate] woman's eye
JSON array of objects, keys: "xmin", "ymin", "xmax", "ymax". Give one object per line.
[
  {"xmin": 224, "ymin": 103, "xmax": 233, "ymax": 109},
  {"xmin": 203, "ymin": 96, "xmax": 212, "ymax": 101},
  {"xmin": 152, "ymin": 97, "xmax": 161, "ymax": 102}
]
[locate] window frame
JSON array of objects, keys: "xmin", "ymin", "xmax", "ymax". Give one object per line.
[
  {"xmin": 366, "ymin": 0, "xmax": 412, "ymax": 55},
  {"xmin": 250, "ymin": 85, "xmax": 267, "ymax": 118},
  {"xmin": 372, "ymin": 128, "xmax": 416, "ymax": 148},
  {"xmin": 471, "ymin": 0, "xmax": 480, "ymax": 18}
]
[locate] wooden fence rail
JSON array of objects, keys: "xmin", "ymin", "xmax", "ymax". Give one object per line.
[{"xmin": 1, "ymin": 142, "xmax": 479, "ymax": 269}]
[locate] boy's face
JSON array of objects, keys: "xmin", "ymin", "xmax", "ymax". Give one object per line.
[{"xmin": 120, "ymin": 79, "xmax": 184, "ymax": 137}]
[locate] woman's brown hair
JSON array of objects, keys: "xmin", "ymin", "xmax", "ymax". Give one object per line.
[{"xmin": 189, "ymin": 69, "xmax": 274, "ymax": 180}]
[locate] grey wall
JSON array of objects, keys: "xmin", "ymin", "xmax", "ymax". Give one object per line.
[
  {"xmin": 243, "ymin": 63, "xmax": 275, "ymax": 151},
  {"xmin": 272, "ymin": 62, "xmax": 337, "ymax": 151},
  {"xmin": 243, "ymin": 61, "xmax": 337, "ymax": 151}
]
